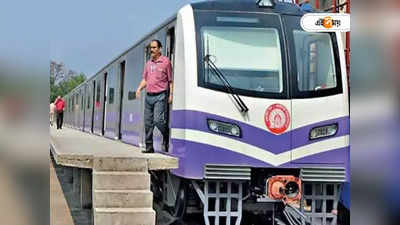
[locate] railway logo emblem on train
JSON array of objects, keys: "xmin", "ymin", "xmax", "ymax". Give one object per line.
[{"xmin": 264, "ymin": 104, "xmax": 290, "ymax": 135}]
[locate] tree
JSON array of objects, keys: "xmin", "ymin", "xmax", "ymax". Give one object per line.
[{"xmin": 50, "ymin": 73, "xmax": 86, "ymax": 103}]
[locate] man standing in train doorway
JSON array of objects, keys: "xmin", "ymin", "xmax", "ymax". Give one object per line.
[{"xmin": 136, "ymin": 39, "xmax": 173, "ymax": 153}]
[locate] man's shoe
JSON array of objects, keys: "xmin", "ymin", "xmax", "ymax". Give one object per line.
[
  {"xmin": 141, "ymin": 150, "xmax": 154, "ymax": 153},
  {"xmin": 143, "ymin": 144, "xmax": 154, "ymax": 153},
  {"xmin": 161, "ymin": 145, "xmax": 169, "ymax": 152}
]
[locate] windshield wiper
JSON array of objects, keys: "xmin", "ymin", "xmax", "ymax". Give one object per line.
[{"xmin": 203, "ymin": 54, "xmax": 249, "ymax": 113}]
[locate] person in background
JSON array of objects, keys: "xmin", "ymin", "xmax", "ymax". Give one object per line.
[
  {"xmin": 55, "ymin": 96, "xmax": 65, "ymax": 130},
  {"xmin": 299, "ymin": 0, "xmax": 313, "ymax": 12},
  {"xmin": 50, "ymin": 102, "xmax": 55, "ymax": 126}
]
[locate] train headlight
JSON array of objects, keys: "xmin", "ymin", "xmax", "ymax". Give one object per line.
[
  {"xmin": 230, "ymin": 126, "xmax": 240, "ymax": 136},
  {"xmin": 207, "ymin": 119, "xmax": 241, "ymax": 137},
  {"xmin": 309, "ymin": 124, "xmax": 338, "ymax": 140}
]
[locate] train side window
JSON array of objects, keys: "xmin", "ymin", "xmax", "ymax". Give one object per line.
[
  {"xmin": 81, "ymin": 94, "xmax": 84, "ymax": 111},
  {"xmin": 72, "ymin": 96, "xmax": 75, "ymax": 111},
  {"xmin": 109, "ymin": 88, "xmax": 115, "ymax": 104},
  {"xmin": 96, "ymin": 81, "xmax": 101, "ymax": 107},
  {"xmin": 75, "ymin": 94, "xmax": 79, "ymax": 111},
  {"xmin": 128, "ymin": 91, "xmax": 136, "ymax": 100},
  {"xmin": 293, "ymin": 30, "xmax": 337, "ymax": 91},
  {"xmin": 87, "ymin": 91, "xmax": 91, "ymax": 109}
]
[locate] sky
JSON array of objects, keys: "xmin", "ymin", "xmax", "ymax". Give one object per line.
[{"xmin": 49, "ymin": 0, "xmax": 204, "ymax": 78}]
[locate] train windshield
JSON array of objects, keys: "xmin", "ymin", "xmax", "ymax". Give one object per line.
[
  {"xmin": 293, "ymin": 31, "xmax": 337, "ymax": 91},
  {"xmin": 282, "ymin": 15, "xmax": 343, "ymax": 98},
  {"xmin": 195, "ymin": 12, "xmax": 288, "ymax": 99},
  {"xmin": 203, "ymin": 26, "xmax": 283, "ymax": 93}
]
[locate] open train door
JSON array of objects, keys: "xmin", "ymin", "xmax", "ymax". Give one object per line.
[{"xmin": 165, "ymin": 25, "xmax": 175, "ymax": 152}]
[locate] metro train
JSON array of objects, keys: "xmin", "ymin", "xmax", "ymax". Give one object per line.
[{"xmin": 63, "ymin": 1, "xmax": 350, "ymax": 224}]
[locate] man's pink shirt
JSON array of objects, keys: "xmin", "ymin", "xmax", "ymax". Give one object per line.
[{"xmin": 143, "ymin": 56, "xmax": 172, "ymax": 93}]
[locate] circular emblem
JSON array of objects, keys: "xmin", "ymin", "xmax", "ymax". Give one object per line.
[{"xmin": 264, "ymin": 104, "xmax": 290, "ymax": 135}]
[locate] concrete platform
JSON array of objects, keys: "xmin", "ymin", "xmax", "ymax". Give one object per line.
[
  {"xmin": 50, "ymin": 126, "xmax": 179, "ymax": 225},
  {"xmin": 50, "ymin": 126, "xmax": 178, "ymax": 170}
]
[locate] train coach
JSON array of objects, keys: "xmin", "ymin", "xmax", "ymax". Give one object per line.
[{"xmin": 64, "ymin": 1, "xmax": 350, "ymax": 224}]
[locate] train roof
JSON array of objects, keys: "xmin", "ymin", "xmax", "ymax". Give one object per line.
[
  {"xmin": 191, "ymin": 0, "xmax": 304, "ymax": 16},
  {"xmin": 67, "ymin": 1, "xmax": 304, "ymax": 97}
]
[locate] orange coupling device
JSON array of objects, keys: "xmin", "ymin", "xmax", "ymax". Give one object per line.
[{"xmin": 267, "ymin": 175, "xmax": 302, "ymax": 204}]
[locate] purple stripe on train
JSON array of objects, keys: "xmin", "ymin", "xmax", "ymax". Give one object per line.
[
  {"xmin": 104, "ymin": 111, "xmax": 143, "ymax": 138},
  {"xmin": 168, "ymin": 139, "xmax": 349, "ymax": 180},
  {"xmin": 171, "ymin": 110, "xmax": 349, "ymax": 154},
  {"xmin": 121, "ymin": 130, "xmax": 163, "ymax": 151},
  {"xmin": 291, "ymin": 116, "xmax": 349, "ymax": 148},
  {"xmin": 103, "ymin": 111, "xmax": 120, "ymax": 138},
  {"xmin": 105, "ymin": 111, "xmax": 118, "ymax": 125},
  {"xmin": 104, "ymin": 130, "xmax": 116, "ymax": 139},
  {"xmin": 121, "ymin": 130, "xmax": 141, "ymax": 146},
  {"xmin": 122, "ymin": 112, "xmax": 142, "ymax": 124}
]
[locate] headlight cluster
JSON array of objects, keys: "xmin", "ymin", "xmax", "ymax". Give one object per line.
[
  {"xmin": 207, "ymin": 119, "xmax": 241, "ymax": 137},
  {"xmin": 309, "ymin": 124, "xmax": 338, "ymax": 140}
]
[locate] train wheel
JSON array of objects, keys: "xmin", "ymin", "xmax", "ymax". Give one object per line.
[
  {"xmin": 150, "ymin": 171, "xmax": 165, "ymax": 208},
  {"xmin": 170, "ymin": 182, "xmax": 187, "ymax": 219}
]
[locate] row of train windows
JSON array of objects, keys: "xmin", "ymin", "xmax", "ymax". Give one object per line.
[
  {"xmin": 67, "ymin": 76, "xmax": 151, "ymax": 110},
  {"xmin": 109, "ymin": 89, "xmax": 138, "ymax": 102},
  {"xmin": 67, "ymin": 27, "xmax": 175, "ymax": 109},
  {"xmin": 68, "ymin": 61, "xmax": 168, "ymax": 109},
  {"xmin": 107, "ymin": 88, "xmax": 136, "ymax": 103},
  {"xmin": 66, "ymin": 85, "xmax": 151, "ymax": 112},
  {"xmin": 66, "ymin": 92, "xmax": 90, "ymax": 112},
  {"xmin": 66, "ymin": 87, "xmax": 135, "ymax": 113},
  {"xmin": 107, "ymin": 89, "xmax": 137, "ymax": 103}
]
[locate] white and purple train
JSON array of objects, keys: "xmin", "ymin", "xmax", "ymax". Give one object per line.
[{"xmin": 64, "ymin": 1, "xmax": 349, "ymax": 224}]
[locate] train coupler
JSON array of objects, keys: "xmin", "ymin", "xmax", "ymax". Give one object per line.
[{"xmin": 266, "ymin": 175, "xmax": 302, "ymax": 204}]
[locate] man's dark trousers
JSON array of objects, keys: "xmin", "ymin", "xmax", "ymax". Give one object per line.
[
  {"xmin": 56, "ymin": 111, "xmax": 64, "ymax": 129},
  {"xmin": 144, "ymin": 91, "xmax": 169, "ymax": 152}
]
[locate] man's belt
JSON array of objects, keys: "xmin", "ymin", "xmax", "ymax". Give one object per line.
[{"xmin": 146, "ymin": 90, "xmax": 167, "ymax": 96}]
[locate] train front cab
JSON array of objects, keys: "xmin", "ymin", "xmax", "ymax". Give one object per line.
[{"xmin": 163, "ymin": 3, "xmax": 349, "ymax": 225}]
